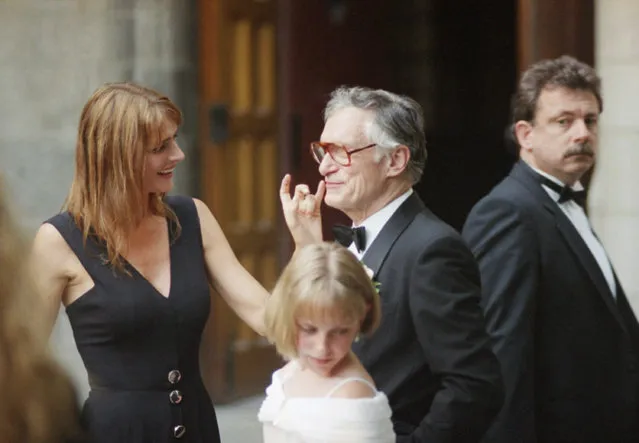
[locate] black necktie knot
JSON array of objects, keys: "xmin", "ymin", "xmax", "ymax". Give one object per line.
[
  {"xmin": 538, "ymin": 175, "xmax": 587, "ymax": 207},
  {"xmin": 332, "ymin": 224, "xmax": 367, "ymax": 252}
]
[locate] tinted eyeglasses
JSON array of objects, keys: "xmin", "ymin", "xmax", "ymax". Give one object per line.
[{"xmin": 310, "ymin": 142, "xmax": 377, "ymax": 166}]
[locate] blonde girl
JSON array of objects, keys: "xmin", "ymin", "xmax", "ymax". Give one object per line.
[{"xmin": 258, "ymin": 242, "xmax": 395, "ymax": 442}]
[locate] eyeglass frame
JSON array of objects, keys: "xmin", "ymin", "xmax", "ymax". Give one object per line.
[{"xmin": 310, "ymin": 141, "xmax": 377, "ymax": 166}]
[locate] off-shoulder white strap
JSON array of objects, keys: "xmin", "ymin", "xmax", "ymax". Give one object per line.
[{"xmin": 325, "ymin": 377, "xmax": 377, "ymax": 398}]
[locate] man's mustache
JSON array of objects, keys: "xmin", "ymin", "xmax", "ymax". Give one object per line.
[{"xmin": 564, "ymin": 143, "xmax": 594, "ymax": 158}]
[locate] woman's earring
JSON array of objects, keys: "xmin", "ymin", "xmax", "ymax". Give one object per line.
[{"xmin": 354, "ymin": 333, "xmax": 361, "ymax": 343}]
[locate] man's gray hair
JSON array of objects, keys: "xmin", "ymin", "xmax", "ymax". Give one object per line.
[{"xmin": 323, "ymin": 86, "xmax": 427, "ymax": 185}]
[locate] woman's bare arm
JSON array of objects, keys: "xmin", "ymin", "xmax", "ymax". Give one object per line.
[
  {"xmin": 194, "ymin": 199, "xmax": 270, "ymax": 335},
  {"xmin": 30, "ymin": 223, "xmax": 73, "ymax": 335}
]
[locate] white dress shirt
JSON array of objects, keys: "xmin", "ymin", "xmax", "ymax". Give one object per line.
[
  {"xmin": 532, "ymin": 167, "xmax": 616, "ymax": 298},
  {"xmin": 348, "ymin": 189, "xmax": 413, "ymax": 260}
]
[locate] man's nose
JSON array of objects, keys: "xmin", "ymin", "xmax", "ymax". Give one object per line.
[
  {"xmin": 572, "ymin": 119, "xmax": 591, "ymax": 143},
  {"xmin": 318, "ymin": 153, "xmax": 338, "ymax": 176}
]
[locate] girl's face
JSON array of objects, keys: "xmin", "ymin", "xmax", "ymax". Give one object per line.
[{"xmin": 295, "ymin": 310, "xmax": 362, "ymax": 377}]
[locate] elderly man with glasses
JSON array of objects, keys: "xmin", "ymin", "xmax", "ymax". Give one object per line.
[{"xmin": 280, "ymin": 86, "xmax": 503, "ymax": 443}]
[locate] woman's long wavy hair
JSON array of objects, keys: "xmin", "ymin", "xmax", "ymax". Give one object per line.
[
  {"xmin": 0, "ymin": 179, "xmax": 82, "ymax": 443},
  {"xmin": 65, "ymin": 82, "xmax": 183, "ymax": 272}
]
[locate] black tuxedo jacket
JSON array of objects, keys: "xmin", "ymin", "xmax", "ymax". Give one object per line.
[
  {"xmin": 353, "ymin": 193, "xmax": 504, "ymax": 443},
  {"xmin": 462, "ymin": 160, "xmax": 639, "ymax": 443}
]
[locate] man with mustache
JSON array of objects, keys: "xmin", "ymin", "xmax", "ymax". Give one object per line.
[{"xmin": 462, "ymin": 55, "xmax": 639, "ymax": 443}]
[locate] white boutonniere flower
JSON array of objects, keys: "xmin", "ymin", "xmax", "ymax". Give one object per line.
[
  {"xmin": 362, "ymin": 264, "xmax": 381, "ymax": 293},
  {"xmin": 363, "ymin": 264, "xmax": 375, "ymax": 280}
]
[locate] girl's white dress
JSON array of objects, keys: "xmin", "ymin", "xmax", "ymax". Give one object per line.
[{"xmin": 258, "ymin": 361, "xmax": 395, "ymax": 443}]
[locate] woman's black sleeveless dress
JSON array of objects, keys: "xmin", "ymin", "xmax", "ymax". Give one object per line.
[{"xmin": 47, "ymin": 196, "xmax": 221, "ymax": 443}]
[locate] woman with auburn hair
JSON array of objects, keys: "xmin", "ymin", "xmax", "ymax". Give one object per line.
[
  {"xmin": 0, "ymin": 178, "xmax": 83, "ymax": 443},
  {"xmin": 30, "ymin": 82, "xmax": 274, "ymax": 443}
]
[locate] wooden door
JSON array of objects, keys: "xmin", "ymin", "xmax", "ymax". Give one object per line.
[
  {"xmin": 197, "ymin": 0, "xmax": 283, "ymax": 403},
  {"xmin": 277, "ymin": 0, "xmax": 396, "ymax": 242},
  {"xmin": 517, "ymin": 0, "xmax": 594, "ymax": 71}
]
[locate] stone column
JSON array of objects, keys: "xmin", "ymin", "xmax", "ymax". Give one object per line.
[
  {"xmin": 0, "ymin": 0, "xmax": 197, "ymax": 400},
  {"xmin": 589, "ymin": 0, "xmax": 639, "ymax": 311}
]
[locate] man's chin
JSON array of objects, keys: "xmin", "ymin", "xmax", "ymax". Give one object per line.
[
  {"xmin": 323, "ymin": 194, "xmax": 343, "ymax": 210},
  {"xmin": 566, "ymin": 157, "xmax": 594, "ymax": 176}
]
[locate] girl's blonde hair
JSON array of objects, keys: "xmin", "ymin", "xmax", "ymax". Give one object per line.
[
  {"xmin": 65, "ymin": 82, "xmax": 182, "ymax": 272},
  {"xmin": 264, "ymin": 242, "xmax": 381, "ymax": 360},
  {"xmin": 0, "ymin": 178, "xmax": 82, "ymax": 442}
]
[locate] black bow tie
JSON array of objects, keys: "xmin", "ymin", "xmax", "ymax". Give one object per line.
[
  {"xmin": 332, "ymin": 224, "xmax": 367, "ymax": 252},
  {"xmin": 538, "ymin": 175, "xmax": 587, "ymax": 207}
]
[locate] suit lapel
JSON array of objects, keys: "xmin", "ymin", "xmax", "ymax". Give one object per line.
[
  {"xmin": 511, "ymin": 161, "xmax": 628, "ymax": 333},
  {"xmin": 554, "ymin": 215, "xmax": 628, "ymax": 332},
  {"xmin": 361, "ymin": 192, "xmax": 424, "ymax": 277},
  {"xmin": 614, "ymin": 277, "xmax": 639, "ymax": 347}
]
